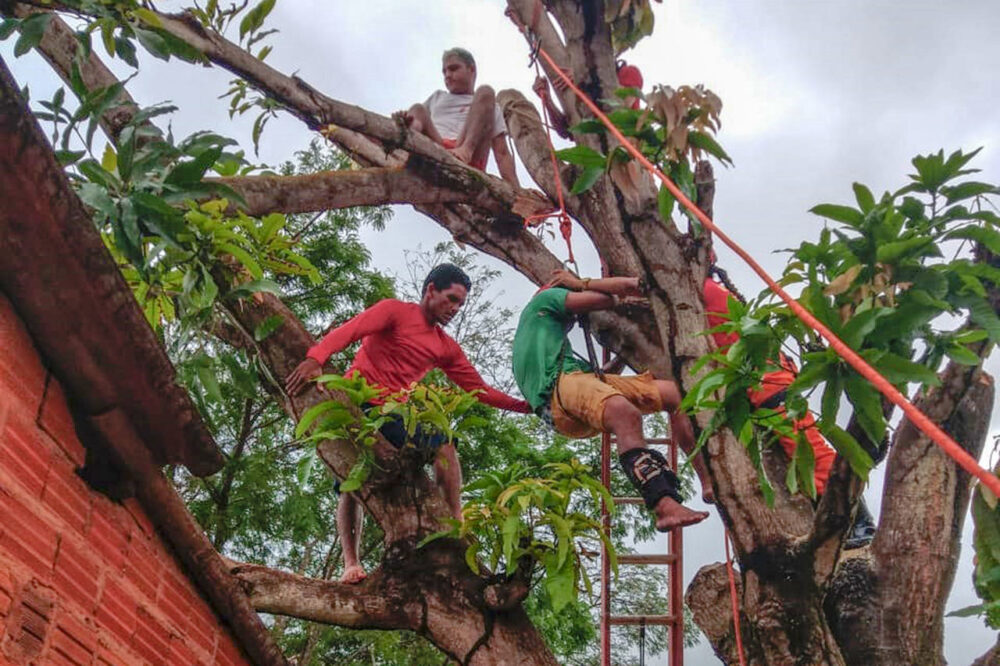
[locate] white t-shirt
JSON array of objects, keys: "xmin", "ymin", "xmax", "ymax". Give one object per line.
[{"xmin": 424, "ymin": 90, "xmax": 507, "ymax": 142}]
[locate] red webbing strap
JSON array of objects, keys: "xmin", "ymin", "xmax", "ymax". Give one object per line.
[
  {"xmin": 724, "ymin": 530, "xmax": 748, "ymax": 666},
  {"xmin": 535, "ymin": 45, "xmax": 1000, "ymax": 498}
]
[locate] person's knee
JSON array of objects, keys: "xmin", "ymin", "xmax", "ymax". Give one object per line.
[
  {"xmin": 602, "ymin": 395, "xmax": 641, "ymax": 432},
  {"xmin": 473, "ymin": 85, "xmax": 495, "ymax": 101},
  {"xmin": 655, "ymin": 379, "xmax": 681, "ymax": 411}
]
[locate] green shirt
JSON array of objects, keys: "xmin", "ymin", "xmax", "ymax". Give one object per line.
[{"xmin": 512, "ymin": 288, "xmax": 591, "ymax": 411}]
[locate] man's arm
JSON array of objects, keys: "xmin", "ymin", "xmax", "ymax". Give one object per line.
[
  {"xmin": 546, "ymin": 270, "xmax": 643, "ymax": 314},
  {"xmin": 532, "ymin": 76, "xmax": 571, "ymax": 139},
  {"xmin": 441, "ymin": 344, "xmax": 531, "ymax": 413},
  {"xmin": 491, "ymin": 134, "xmax": 520, "ymax": 187},
  {"xmin": 285, "ymin": 300, "xmax": 397, "ymax": 396}
]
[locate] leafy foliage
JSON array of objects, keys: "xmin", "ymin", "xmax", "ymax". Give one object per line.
[
  {"xmin": 951, "ymin": 461, "xmax": 1000, "ymax": 630},
  {"xmin": 683, "ymin": 149, "xmax": 999, "ymax": 500},
  {"xmin": 422, "ymin": 458, "xmax": 616, "ymax": 614}
]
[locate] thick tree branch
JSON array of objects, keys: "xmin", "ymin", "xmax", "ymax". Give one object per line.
[{"xmin": 215, "ymin": 167, "xmax": 511, "ymax": 216}]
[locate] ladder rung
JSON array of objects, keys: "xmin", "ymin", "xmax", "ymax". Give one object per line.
[
  {"xmin": 608, "ymin": 438, "xmax": 673, "ymax": 445},
  {"xmin": 618, "ymin": 553, "xmax": 677, "ymax": 565},
  {"xmin": 608, "ymin": 614, "xmax": 675, "ymax": 626},
  {"xmin": 613, "ymin": 497, "xmax": 645, "ymax": 505}
]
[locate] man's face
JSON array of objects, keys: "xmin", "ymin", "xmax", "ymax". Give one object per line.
[
  {"xmin": 424, "ymin": 282, "xmax": 468, "ymax": 327},
  {"xmin": 442, "ymin": 56, "xmax": 475, "ymax": 94}
]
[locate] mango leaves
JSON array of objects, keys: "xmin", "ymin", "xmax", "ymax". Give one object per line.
[
  {"xmin": 420, "ymin": 458, "xmax": 616, "ymax": 613},
  {"xmin": 685, "ymin": 148, "xmax": 999, "ymax": 502},
  {"xmin": 949, "ymin": 465, "xmax": 1000, "ymax": 630}
]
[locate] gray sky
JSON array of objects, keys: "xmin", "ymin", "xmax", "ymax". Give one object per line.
[{"xmin": 4, "ymin": 0, "xmax": 999, "ymax": 662}]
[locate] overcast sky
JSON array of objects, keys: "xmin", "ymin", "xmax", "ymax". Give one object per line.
[{"xmin": 4, "ymin": 0, "xmax": 999, "ymax": 662}]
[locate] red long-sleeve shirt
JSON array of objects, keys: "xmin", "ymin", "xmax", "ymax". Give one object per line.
[{"xmin": 307, "ymin": 299, "xmax": 531, "ymax": 413}]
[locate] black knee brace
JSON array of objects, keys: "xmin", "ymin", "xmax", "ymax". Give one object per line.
[{"xmin": 619, "ymin": 447, "xmax": 683, "ymax": 509}]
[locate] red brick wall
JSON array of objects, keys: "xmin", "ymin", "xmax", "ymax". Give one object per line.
[{"xmin": 0, "ymin": 294, "xmax": 253, "ymax": 665}]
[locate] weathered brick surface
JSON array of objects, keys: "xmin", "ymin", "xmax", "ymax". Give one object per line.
[{"xmin": 0, "ymin": 292, "xmax": 251, "ymax": 664}]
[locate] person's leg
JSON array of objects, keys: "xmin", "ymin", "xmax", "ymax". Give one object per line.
[
  {"xmin": 394, "ymin": 103, "xmax": 446, "ymax": 145},
  {"xmin": 434, "ymin": 443, "xmax": 463, "ymax": 522},
  {"xmin": 451, "ymin": 85, "xmax": 496, "ymax": 166},
  {"xmin": 337, "ymin": 493, "xmax": 367, "ymax": 584},
  {"xmin": 602, "ymin": 395, "xmax": 708, "ymax": 531},
  {"xmin": 653, "ymin": 379, "xmax": 715, "ymax": 503}
]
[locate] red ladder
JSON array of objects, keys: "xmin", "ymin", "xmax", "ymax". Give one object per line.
[{"xmin": 600, "ymin": 430, "xmax": 685, "ymax": 666}]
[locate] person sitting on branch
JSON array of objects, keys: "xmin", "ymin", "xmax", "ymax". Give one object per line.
[
  {"xmin": 286, "ymin": 263, "xmax": 531, "ymax": 583},
  {"xmin": 394, "ymin": 47, "xmax": 520, "ymax": 186},
  {"xmin": 511, "ymin": 270, "xmax": 711, "ymax": 532}
]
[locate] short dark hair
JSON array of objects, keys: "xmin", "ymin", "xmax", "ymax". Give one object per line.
[
  {"xmin": 422, "ymin": 263, "xmax": 471, "ymax": 296},
  {"xmin": 442, "ymin": 47, "xmax": 475, "ymax": 68}
]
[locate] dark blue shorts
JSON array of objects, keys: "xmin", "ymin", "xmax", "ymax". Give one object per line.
[{"xmin": 333, "ymin": 405, "xmax": 448, "ymax": 494}]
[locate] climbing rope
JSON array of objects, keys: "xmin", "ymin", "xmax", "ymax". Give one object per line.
[
  {"xmin": 724, "ymin": 531, "xmax": 748, "ymax": 666},
  {"xmin": 506, "ymin": 7, "xmax": 576, "ymax": 267},
  {"xmin": 530, "ymin": 44, "xmax": 1000, "ymax": 499}
]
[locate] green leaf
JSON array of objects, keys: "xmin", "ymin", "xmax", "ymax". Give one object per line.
[
  {"xmin": 554, "ymin": 145, "xmax": 607, "ymax": 168},
  {"xmin": 295, "ymin": 401, "xmax": 340, "ymax": 438},
  {"xmin": 945, "ymin": 344, "xmax": 981, "ymax": 366},
  {"xmin": 216, "ymin": 241, "xmax": 263, "ymax": 280},
  {"xmin": 843, "ymin": 373, "xmax": 886, "ymax": 449},
  {"xmin": 818, "ymin": 421, "xmax": 873, "ymax": 481},
  {"xmin": 945, "ymin": 603, "xmax": 987, "ymax": 618},
  {"xmin": 945, "ymin": 226, "xmax": 1000, "ymax": 256},
  {"xmin": 240, "ymin": 0, "xmax": 277, "ymax": 39},
  {"xmin": 657, "ymin": 183, "xmax": 675, "ymax": 222},
  {"xmin": 688, "ymin": 130, "xmax": 732, "ymax": 165},
  {"xmin": 295, "ymin": 447, "xmax": 317, "ymax": 487},
  {"xmin": 544, "ymin": 554, "xmax": 576, "ymax": 612},
  {"xmin": 0, "ymin": 19, "xmax": 20, "ymax": 41},
  {"xmin": 810, "ymin": 203, "xmax": 864, "ymax": 229},
  {"xmin": 943, "ymin": 181, "xmax": 998, "ymax": 204},
  {"xmin": 820, "ymin": 370, "xmax": 843, "ymax": 431},
  {"xmin": 196, "ymin": 363, "xmax": 223, "ymax": 404},
  {"xmin": 253, "ymin": 314, "xmax": 284, "ymax": 341},
  {"xmin": 134, "ymin": 28, "xmax": 170, "ymax": 61},
  {"xmin": 133, "ymin": 8, "xmax": 163, "ymax": 28},
  {"xmin": 464, "ymin": 542, "xmax": 480, "ymax": 575},
  {"xmin": 165, "ymin": 147, "xmax": 223, "ymax": 187},
  {"xmin": 229, "ymin": 279, "xmax": 283, "ymax": 300},
  {"xmin": 13, "ymin": 13, "xmax": 51, "ymax": 57},
  {"xmin": 786, "ymin": 357, "xmax": 831, "ymax": 394},
  {"xmin": 794, "ymin": 434, "xmax": 817, "ymax": 500},
  {"xmin": 874, "ymin": 352, "xmax": 942, "ymax": 387},
  {"xmin": 875, "ymin": 237, "xmax": 934, "ymax": 264},
  {"xmin": 502, "ymin": 512, "xmax": 520, "ymax": 567},
  {"xmin": 841, "ymin": 307, "xmax": 891, "ymax": 349},
  {"xmin": 570, "ymin": 165, "xmax": 603, "ymax": 195},
  {"xmin": 114, "ymin": 36, "xmax": 138, "ymax": 67},
  {"xmin": 852, "ymin": 182, "xmax": 875, "ymax": 213}
]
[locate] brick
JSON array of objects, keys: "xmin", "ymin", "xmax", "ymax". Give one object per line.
[
  {"xmin": 0, "ymin": 569, "xmax": 13, "ymax": 618},
  {"xmin": 0, "ymin": 492, "xmax": 58, "ymax": 575},
  {"xmin": 96, "ymin": 637, "xmax": 141, "ymax": 666},
  {"xmin": 0, "ymin": 295, "xmax": 48, "ymax": 414},
  {"xmin": 156, "ymin": 578, "xmax": 193, "ymax": 632},
  {"xmin": 37, "ymin": 379, "xmax": 86, "ymax": 468},
  {"xmin": 4, "ymin": 582, "xmax": 55, "ymax": 664},
  {"xmin": 43, "ymin": 462, "xmax": 93, "ymax": 534},
  {"xmin": 94, "ymin": 581, "xmax": 136, "ymax": 645},
  {"xmin": 122, "ymin": 500, "xmax": 156, "ymax": 541},
  {"xmin": 0, "ymin": 416, "xmax": 52, "ymax": 498},
  {"xmin": 131, "ymin": 606, "xmax": 170, "ymax": 666},
  {"xmin": 51, "ymin": 613, "xmax": 97, "ymax": 666},
  {"xmin": 53, "ymin": 537, "xmax": 102, "ymax": 613},
  {"xmin": 169, "ymin": 633, "xmax": 201, "ymax": 666},
  {"xmin": 86, "ymin": 511, "xmax": 128, "ymax": 574},
  {"xmin": 182, "ymin": 608, "xmax": 216, "ymax": 659},
  {"xmin": 123, "ymin": 536, "xmax": 161, "ymax": 603}
]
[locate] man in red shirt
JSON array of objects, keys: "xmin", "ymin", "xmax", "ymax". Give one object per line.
[{"xmin": 286, "ymin": 264, "xmax": 531, "ymax": 583}]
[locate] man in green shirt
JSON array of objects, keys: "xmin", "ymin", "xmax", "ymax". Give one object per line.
[{"xmin": 512, "ymin": 271, "xmax": 710, "ymax": 531}]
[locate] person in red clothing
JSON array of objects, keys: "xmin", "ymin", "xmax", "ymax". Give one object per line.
[
  {"xmin": 703, "ymin": 275, "xmax": 836, "ymax": 495},
  {"xmin": 286, "ymin": 264, "xmax": 531, "ymax": 583},
  {"xmin": 704, "ymin": 269, "xmax": 876, "ymax": 548}
]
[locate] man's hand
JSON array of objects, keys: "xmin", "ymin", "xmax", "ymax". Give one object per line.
[
  {"xmin": 549, "ymin": 67, "xmax": 572, "ymax": 92},
  {"xmin": 286, "ymin": 358, "xmax": 324, "ymax": 397},
  {"xmin": 532, "ymin": 76, "xmax": 550, "ymax": 99},
  {"xmin": 548, "ymin": 269, "xmax": 586, "ymax": 291}
]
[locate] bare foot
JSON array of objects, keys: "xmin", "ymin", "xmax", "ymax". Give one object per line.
[
  {"xmin": 340, "ymin": 564, "xmax": 367, "ymax": 584},
  {"xmin": 447, "ymin": 143, "xmax": 474, "ymax": 165},
  {"xmin": 702, "ymin": 487, "xmax": 716, "ymax": 504},
  {"xmin": 653, "ymin": 496, "xmax": 709, "ymax": 532},
  {"xmin": 391, "ymin": 109, "xmax": 413, "ymax": 127}
]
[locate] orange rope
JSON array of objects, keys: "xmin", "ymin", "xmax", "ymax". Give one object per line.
[
  {"xmin": 724, "ymin": 530, "xmax": 747, "ymax": 666},
  {"xmin": 507, "ymin": 6, "xmax": 576, "ymax": 267},
  {"xmin": 535, "ymin": 45, "xmax": 1000, "ymax": 499}
]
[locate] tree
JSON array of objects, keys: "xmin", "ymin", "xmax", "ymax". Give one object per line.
[{"xmin": 1, "ymin": 1, "xmax": 998, "ymax": 663}]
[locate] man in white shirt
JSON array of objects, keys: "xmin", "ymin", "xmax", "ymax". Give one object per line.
[{"xmin": 396, "ymin": 48, "xmax": 520, "ymax": 186}]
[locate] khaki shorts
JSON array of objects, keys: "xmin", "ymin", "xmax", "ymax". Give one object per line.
[{"xmin": 550, "ymin": 371, "xmax": 663, "ymax": 438}]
